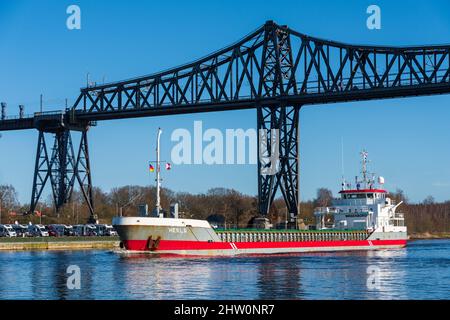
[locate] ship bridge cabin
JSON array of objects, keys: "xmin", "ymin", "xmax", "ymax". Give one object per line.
[{"xmin": 336, "ymin": 189, "xmax": 387, "ymax": 206}]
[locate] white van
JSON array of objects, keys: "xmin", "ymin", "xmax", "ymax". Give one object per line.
[
  {"xmin": 73, "ymin": 224, "xmax": 97, "ymax": 236},
  {"xmin": 95, "ymin": 224, "xmax": 118, "ymax": 236},
  {"xmin": 0, "ymin": 224, "xmax": 17, "ymax": 237},
  {"xmin": 11, "ymin": 224, "xmax": 29, "ymax": 237},
  {"xmin": 28, "ymin": 224, "xmax": 49, "ymax": 237}
]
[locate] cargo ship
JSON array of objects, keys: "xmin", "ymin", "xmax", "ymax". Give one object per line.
[{"xmin": 113, "ymin": 130, "xmax": 407, "ymax": 255}]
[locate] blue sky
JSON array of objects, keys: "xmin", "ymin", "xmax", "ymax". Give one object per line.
[{"xmin": 1, "ymin": 0, "xmax": 450, "ymax": 205}]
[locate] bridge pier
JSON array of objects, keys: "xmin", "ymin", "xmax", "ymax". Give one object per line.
[
  {"xmin": 257, "ymin": 105, "xmax": 300, "ymax": 218},
  {"xmin": 30, "ymin": 125, "xmax": 95, "ymax": 223},
  {"xmin": 257, "ymin": 22, "xmax": 300, "ymax": 218}
]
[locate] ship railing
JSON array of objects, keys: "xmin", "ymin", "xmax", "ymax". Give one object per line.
[
  {"xmin": 388, "ymin": 212, "xmax": 405, "ymax": 226},
  {"xmin": 320, "ymin": 206, "xmax": 371, "ymax": 214},
  {"xmin": 216, "ymin": 230, "xmax": 371, "ymax": 243},
  {"xmin": 333, "ymin": 199, "xmax": 375, "ymax": 206}
]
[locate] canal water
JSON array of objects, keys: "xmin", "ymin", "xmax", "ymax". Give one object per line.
[{"xmin": 0, "ymin": 239, "xmax": 448, "ymax": 300}]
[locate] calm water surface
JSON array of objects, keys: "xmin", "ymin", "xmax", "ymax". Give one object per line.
[{"xmin": 0, "ymin": 239, "xmax": 449, "ymax": 300}]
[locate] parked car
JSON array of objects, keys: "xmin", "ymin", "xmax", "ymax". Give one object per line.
[
  {"xmin": 72, "ymin": 225, "xmax": 82, "ymax": 236},
  {"xmin": 45, "ymin": 224, "xmax": 74, "ymax": 237},
  {"xmin": 46, "ymin": 224, "xmax": 67, "ymax": 237},
  {"xmin": 28, "ymin": 224, "xmax": 49, "ymax": 237},
  {"xmin": 0, "ymin": 224, "xmax": 17, "ymax": 237},
  {"xmin": 73, "ymin": 224, "xmax": 97, "ymax": 236},
  {"xmin": 46, "ymin": 225, "xmax": 61, "ymax": 237},
  {"xmin": 11, "ymin": 224, "xmax": 29, "ymax": 237},
  {"xmin": 95, "ymin": 224, "xmax": 118, "ymax": 236},
  {"xmin": 63, "ymin": 225, "xmax": 74, "ymax": 236},
  {"xmin": 85, "ymin": 224, "xmax": 98, "ymax": 236}
]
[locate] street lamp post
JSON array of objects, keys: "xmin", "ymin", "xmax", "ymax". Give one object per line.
[{"xmin": 286, "ymin": 209, "xmax": 288, "ymax": 230}]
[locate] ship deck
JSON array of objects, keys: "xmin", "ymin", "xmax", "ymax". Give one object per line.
[{"xmin": 215, "ymin": 229, "xmax": 370, "ymax": 242}]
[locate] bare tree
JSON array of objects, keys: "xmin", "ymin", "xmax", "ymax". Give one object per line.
[
  {"xmin": 0, "ymin": 184, "xmax": 18, "ymax": 210},
  {"xmin": 314, "ymin": 188, "xmax": 333, "ymax": 207},
  {"xmin": 423, "ymin": 195, "xmax": 435, "ymax": 205}
]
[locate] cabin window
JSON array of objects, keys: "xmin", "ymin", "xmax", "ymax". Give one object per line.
[{"xmin": 367, "ymin": 193, "xmax": 374, "ymax": 199}]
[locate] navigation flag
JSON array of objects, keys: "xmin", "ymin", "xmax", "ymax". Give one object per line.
[
  {"xmin": 165, "ymin": 163, "xmax": 171, "ymax": 170},
  {"xmin": 149, "ymin": 164, "xmax": 155, "ymax": 172}
]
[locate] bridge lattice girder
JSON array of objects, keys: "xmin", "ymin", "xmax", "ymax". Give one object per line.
[{"xmin": 72, "ymin": 21, "xmax": 450, "ymax": 120}]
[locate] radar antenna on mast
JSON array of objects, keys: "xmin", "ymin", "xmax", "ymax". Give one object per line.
[{"xmin": 360, "ymin": 150, "xmax": 370, "ymax": 189}]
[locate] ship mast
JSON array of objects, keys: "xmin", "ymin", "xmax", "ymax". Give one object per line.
[
  {"xmin": 156, "ymin": 128, "xmax": 162, "ymax": 218},
  {"xmin": 361, "ymin": 150, "xmax": 369, "ymax": 189}
]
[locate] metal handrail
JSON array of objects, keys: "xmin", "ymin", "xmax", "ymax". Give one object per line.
[
  {"xmin": 0, "ymin": 114, "xmax": 34, "ymax": 121},
  {"xmin": 34, "ymin": 111, "xmax": 63, "ymax": 116}
]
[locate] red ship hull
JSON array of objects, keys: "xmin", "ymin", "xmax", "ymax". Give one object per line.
[{"xmin": 121, "ymin": 239, "xmax": 407, "ymax": 255}]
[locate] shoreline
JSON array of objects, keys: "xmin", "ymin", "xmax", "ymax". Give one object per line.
[
  {"xmin": 0, "ymin": 236, "xmax": 120, "ymax": 251},
  {"xmin": 408, "ymin": 232, "xmax": 450, "ymax": 240}
]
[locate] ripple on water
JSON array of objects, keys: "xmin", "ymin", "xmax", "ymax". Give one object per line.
[{"xmin": 0, "ymin": 240, "xmax": 448, "ymax": 300}]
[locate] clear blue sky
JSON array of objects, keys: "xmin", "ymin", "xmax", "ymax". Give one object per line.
[{"xmin": 1, "ymin": 0, "xmax": 450, "ymax": 205}]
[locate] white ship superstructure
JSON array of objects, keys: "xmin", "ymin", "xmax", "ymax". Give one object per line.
[{"xmin": 314, "ymin": 151, "xmax": 407, "ymax": 241}]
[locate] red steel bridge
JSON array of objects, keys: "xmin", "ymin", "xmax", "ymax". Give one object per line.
[{"xmin": 1, "ymin": 21, "xmax": 450, "ymax": 222}]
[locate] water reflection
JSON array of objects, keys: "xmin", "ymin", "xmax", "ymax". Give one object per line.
[
  {"xmin": 255, "ymin": 255, "xmax": 302, "ymax": 299},
  {"xmin": 0, "ymin": 252, "xmax": 33, "ymax": 299},
  {"xmin": 0, "ymin": 240, "xmax": 448, "ymax": 300},
  {"xmin": 364, "ymin": 249, "xmax": 408, "ymax": 299}
]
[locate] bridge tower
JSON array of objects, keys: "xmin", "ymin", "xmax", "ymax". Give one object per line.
[
  {"xmin": 257, "ymin": 21, "xmax": 300, "ymax": 218},
  {"xmin": 30, "ymin": 115, "xmax": 95, "ymax": 223}
]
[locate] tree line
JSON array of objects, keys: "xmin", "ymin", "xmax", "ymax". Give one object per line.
[{"xmin": 0, "ymin": 184, "xmax": 449, "ymax": 235}]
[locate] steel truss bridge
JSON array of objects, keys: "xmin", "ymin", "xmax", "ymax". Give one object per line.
[{"xmin": 1, "ymin": 21, "xmax": 450, "ymax": 222}]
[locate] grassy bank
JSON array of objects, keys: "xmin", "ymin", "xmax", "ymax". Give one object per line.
[{"xmin": 0, "ymin": 236, "xmax": 120, "ymax": 251}]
